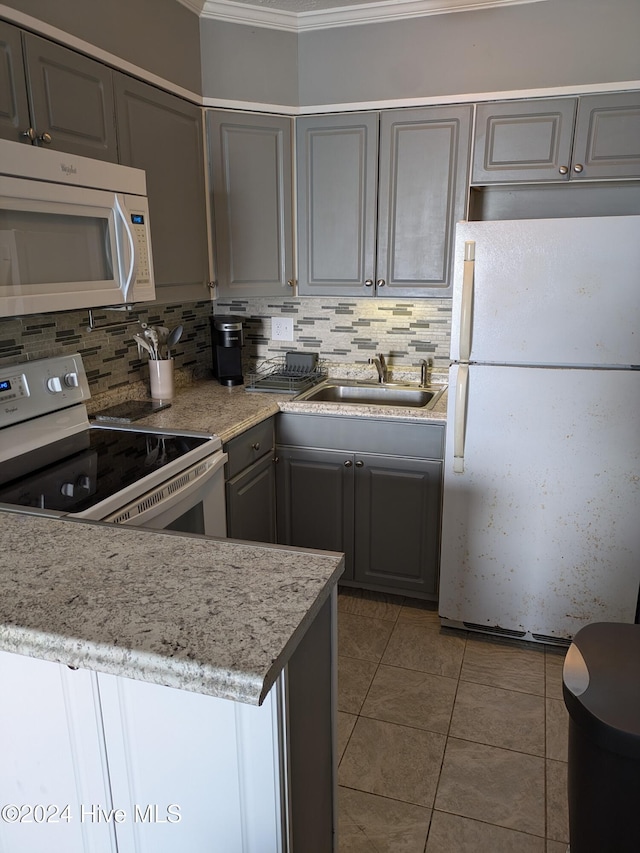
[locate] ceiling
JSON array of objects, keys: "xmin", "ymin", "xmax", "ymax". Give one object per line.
[{"xmin": 177, "ymin": 0, "xmax": 546, "ymax": 33}]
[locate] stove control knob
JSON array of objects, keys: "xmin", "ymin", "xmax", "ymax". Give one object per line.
[
  {"xmin": 64, "ymin": 372, "xmax": 79, "ymax": 388},
  {"xmin": 60, "ymin": 482, "xmax": 75, "ymax": 497},
  {"xmin": 46, "ymin": 376, "xmax": 63, "ymax": 393}
]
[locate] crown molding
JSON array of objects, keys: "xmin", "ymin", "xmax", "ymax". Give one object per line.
[{"xmin": 177, "ymin": 0, "xmax": 548, "ymax": 32}]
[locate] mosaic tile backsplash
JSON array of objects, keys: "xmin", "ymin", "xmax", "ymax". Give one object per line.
[
  {"xmin": 0, "ymin": 296, "xmax": 452, "ymax": 397},
  {"xmin": 215, "ymin": 297, "xmax": 452, "ymax": 374}
]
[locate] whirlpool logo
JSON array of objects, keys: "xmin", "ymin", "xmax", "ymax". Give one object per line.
[{"xmin": 60, "ymin": 162, "xmax": 77, "ymax": 176}]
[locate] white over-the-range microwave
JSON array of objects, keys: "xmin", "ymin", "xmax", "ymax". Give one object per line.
[{"xmin": 0, "ymin": 138, "xmax": 156, "ymax": 317}]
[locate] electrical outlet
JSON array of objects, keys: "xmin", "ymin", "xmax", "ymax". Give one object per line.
[{"xmin": 271, "ymin": 317, "xmax": 294, "ymax": 341}]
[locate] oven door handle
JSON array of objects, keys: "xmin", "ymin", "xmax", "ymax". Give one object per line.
[{"xmin": 102, "ymin": 451, "xmax": 227, "ymax": 532}]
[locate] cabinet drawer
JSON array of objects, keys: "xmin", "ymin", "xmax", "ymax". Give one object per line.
[
  {"xmin": 276, "ymin": 414, "xmax": 444, "ymax": 460},
  {"xmin": 225, "ymin": 418, "xmax": 275, "ymax": 478}
]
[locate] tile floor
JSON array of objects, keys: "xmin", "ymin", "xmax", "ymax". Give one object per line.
[{"xmin": 336, "ymin": 588, "xmax": 570, "ymax": 853}]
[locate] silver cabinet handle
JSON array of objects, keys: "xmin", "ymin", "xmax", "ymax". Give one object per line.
[
  {"xmin": 21, "ymin": 127, "xmax": 36, "ymax": 141},
  {"xmin": 559, "ymin": 165, "xmax": 569, "ymax": 175},
  {"xmin": 252, "ymin": 442, "xmax": 260, "ymax": 451},
  {"xmin": 344, "ymin": 460, "xmax": 352, "ymax": 467},
  {"xmin": 39, "ymin": 131, "xmax": 52, "ymax": 145},
  {"xmin": 355, "ymin": 460, "xmax": 364, "ymax": 468},
  {"xmin": 376, "ymin": 279, "xmax": 386, "ymax": 288},
  {"xmin": 364, "ymin": 279, "xmax": 374, "ymax": 287},
  {"xmin": 287, "ymin": 279, "xmax": 295, "ymax": 288},
  {"xmin": 573, "ymin": 163, "xmax": 584, "ymax": 173}
]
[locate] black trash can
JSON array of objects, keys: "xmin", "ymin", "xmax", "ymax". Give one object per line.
[{"xmin": 563, "ymin": 622, "xmax": 640, "ymax": 853}]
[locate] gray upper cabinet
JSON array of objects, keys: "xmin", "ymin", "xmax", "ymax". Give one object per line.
[
  {"xmin": 377, "ymin": 107, "xmax": 471, "ymax": 296},
  {"xmin": 297, "ymin": 106, "xmax": 471, "ymax": 298},
  {"xmin": 473, "ymin": 92, "xmax": 640, "ymax": 183},
  {"xmin": 21, "ymin": 33, "xmax": 118, "ymax": 161},
  {"xmin": 296, "ymin": 112, "xmax": 378, "ymax": 297},
  {"xmin": 115, "ymin": 74, "xmax": 210, "ymax": 302},
  {"xmin": 0, "ymin": 23, "xmax": 117, "ymax": 161},
  {"xmin": 208, "ymin": 111, "xmax": 294, "ymax": 298},
  {"xmin": 0, "ymin": 20, "xmax": 29, "ymax": 143},
  {"xmin": 572, "ymin": 92, "xmax": 640, "ymax": 180}
]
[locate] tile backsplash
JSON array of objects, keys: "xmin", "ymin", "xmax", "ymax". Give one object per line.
[
  {"xmin": 0, "ymin": 296, "xmax": 452, "ymax": 395},
  {"xmin": 214, "ymin": 296, "xmax": 452, "ymax": 372},
  {"xmin": 0, "ymin": 301, "xmax": 213, "ymax": 395}
]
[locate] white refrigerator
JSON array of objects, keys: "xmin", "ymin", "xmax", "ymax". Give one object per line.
[{"xmin": 439, "ymin": 215, "xmax": 640, "ymax": 643}]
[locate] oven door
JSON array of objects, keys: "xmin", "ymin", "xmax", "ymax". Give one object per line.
[{"xmin": 101, "ymin": 451, "xmax": 227, "ymax": 538}]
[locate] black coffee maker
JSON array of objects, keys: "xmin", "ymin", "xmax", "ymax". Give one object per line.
[{"xmin": 210, "ymin": 315, "xmax": 244, "ymax": 386}]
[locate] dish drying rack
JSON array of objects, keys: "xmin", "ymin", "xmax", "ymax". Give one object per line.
[{"xmin": 246, "ymin": 352, "xmax": 326, "ymax": 394}]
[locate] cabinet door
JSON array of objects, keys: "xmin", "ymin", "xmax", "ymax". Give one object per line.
[
  {"xmin": 209, "ymin": 111, "xmax": 293, "ymax": 297},
  {"xmin": 227, "ymin": 452, "xmax": 276, "ymax": 543},
  {"xmin": 0, "ymin": 20, "xmax": 30, "ymax": 143},
  {"xmin": 377, "ymin": 106, "xmax": 471, "ymax": 297},
  {"xmin": 571, "ymin": 91, "xmax": 640, "ymax": 180},
  {"xmin": 296, "ymin": 112, "xmax": 378, "ymax": 296},
  {"xmin": 354, "ymin": 454, "xmax": 442, "ymax": 597},
  {"xmin": 0, "ymin": 651, "xmax": 117, "ymax": 853},
  {"xmin": 276, "ymin": 446, "xmax": 355, "ymax": 579},
  {"xmin": 115, "ymin": 74, "xmax": 210, "ymax": 302},
  {"xmin": 22, "ymin": 32, "xmax": 118, "ymax": 161},
  {"xmin": 472, "ymin": 98, "xmax": 577, "ymax": 183}
]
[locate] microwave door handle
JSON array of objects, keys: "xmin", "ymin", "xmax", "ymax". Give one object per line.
[{"xmin": 114, "ymin": 195, "xmax": 136, "ymax": 302}]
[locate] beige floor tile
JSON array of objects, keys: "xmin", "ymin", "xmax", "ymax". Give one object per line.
[
  {"xmin": 337, "ymin": 712, "xmax": 358, "ymax": 763},
  {"xmin": 546, "ymin": 759, "xmax": 569, "ymax": 843},
  {"xmin": 435, "ymin": 737, "xmax": 545, "ymax": 836},
  {"xmin": 545, "ymin": 698, "xmax": 569, "ymax": 762},
  {"xmin": 338, "ymin": 655, "xmax": 378, "ymax": 714},
  {"xmin": 546, "ymin": 841, "xmax": 569, "ymax": 853},
  {"xmin": 338, "ymin": 612, "xmax": 395, "ymax": 662},
  {"xmin": 398, "ymin": 599, "xmax": 442, "ymax": 630},
  {"xmin": 338, "ymin": 716, "xmax": 446, "ymax": 808},
  {"xmin": 381, "ymin": 621, "xmax": 466, "ymax": 679},
  {"xmin": 361, "ymin": 664, "xmax": 457, "ymax": 734},
  {"xmin": 426, "ymin": 810, "xmax": 545, "ymax": 853},
  {"xmin": 338, "ymin": 787, "xmax": 431, "ymax": 853},
  {"xmin": 338, "ymin": 588, "xmax": 404, "ymax": 622},
  {"xmin": 461, "ymin": 637, "xmax": 545, "ymax": 695},
  {"xmin": 450, "ymin": 680, "xmax": 545, "ymax": 756},
  {"xmin": 545, "ymin": 651, "xmax": 566, "ymax": 700}
]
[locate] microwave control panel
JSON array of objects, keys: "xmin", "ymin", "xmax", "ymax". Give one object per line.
[{"xmin": 130, "ymin": 212, "xmax": 151, "ymax": 285}]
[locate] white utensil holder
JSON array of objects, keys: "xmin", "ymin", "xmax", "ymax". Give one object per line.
[{"xmin": 149, "ymin": 358, "xmax": 174, "ymax": 400}]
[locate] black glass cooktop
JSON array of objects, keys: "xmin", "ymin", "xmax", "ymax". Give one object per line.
[{"xmin": 0, "ymin": 427, "xmax": 211, "ymax": 514}]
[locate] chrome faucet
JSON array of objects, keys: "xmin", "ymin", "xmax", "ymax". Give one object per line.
[
  {"xmin": 420, "ymin": 358, "xmax": 432, "ymax": 388},
  {"xmin": 369, "ymin": 353, "xmax": 388, "ymax": 383}
]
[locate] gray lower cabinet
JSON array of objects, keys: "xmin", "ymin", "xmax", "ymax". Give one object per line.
[
  {"xmin": 225, "ymin": 417, "xmax": 276, "ymax": 543},
  {"xmin": 473, "ymin": 92, "xmax": 640, "ymax": 183},
  {"xmin": 0, "ymin": 21, "xmax": 117, "ymax": 161},
  {"xmin": 296, "ymin": 106, "xmax": 471, "ymax": 298},
  {"xmin": 115, "ymin": 73, "xmax": 210, "ymax": 302},
  {"xmin": 208, "ymin": 110, "xmax": 294, "ymax": 298},
  {"xmin": 276, "ymin": 414, "xmax": 444, "ymax": 598}
]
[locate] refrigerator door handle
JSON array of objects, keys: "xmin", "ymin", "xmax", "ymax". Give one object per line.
[
  {"xmin": 453, "ymin": 364, "xmax": 469, "ymax": 473},
  {"xmin": 460, "ymin": 241, "xmax": 475, "ymax": 362}
]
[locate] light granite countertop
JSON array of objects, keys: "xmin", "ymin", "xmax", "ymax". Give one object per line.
[
  {"xmin": 88, "ymin": 368, "xmax": 448, "ymax": 442},
  {"xmin": 0, "ymin": 511, "xmax": 343, "ymax": 705}
]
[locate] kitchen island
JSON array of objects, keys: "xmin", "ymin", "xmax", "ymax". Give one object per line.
[{"xmin": 0, "ymin": 510, "xmax": 343, "ymax": 852}]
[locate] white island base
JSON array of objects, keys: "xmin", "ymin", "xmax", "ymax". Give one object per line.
[{"xmin": 0, "ymin": 594, "xmax": 335, "ymax": 853}]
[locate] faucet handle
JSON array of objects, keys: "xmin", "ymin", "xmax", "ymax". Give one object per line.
[{"xmin": 420, "ymin": 358, "xmax": 432, "ymax": 387}]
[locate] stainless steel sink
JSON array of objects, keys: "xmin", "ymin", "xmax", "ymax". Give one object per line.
[{"xmin": 295, "ymin": 379, "xmax": 446, "ymax": 409}]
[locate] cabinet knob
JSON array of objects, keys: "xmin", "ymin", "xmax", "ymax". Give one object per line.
[
  {"xmin": 376, "ymin": 279, "xmax": 386, "ymax": 288},
  {"xmin": 252, "ymin": 442, "xmax": 260, "ymax": 451},
  {"xmin": 364, "ymin": 279, "xmax": 374, "ymax": 287},
  {"xmin": 38, "ymin": 131, "xmax": 52, "ymax": 145},
  {"xmin": 21, "ymin": 127, "xmax": 36, "ymax": 142},
  {"xmin": 558, "ymin": 165, "xmax": 569, "ymax": 175},
  {"xmin": 207, "ymin": 280, "xmax": 216, "ymax": 290},
  {"xmin": 573, "ymin": 163, "xmax": 584, "ymax": 173},
  {"xmin": 287, "ymin": 279, "xmax": 295, "ymax": 288},
  {"xmin": 355, "ymin": 460, "xmax": 364, "ymax": 468},
  {"xmin": 344, "ymin": 460, "xmax": 352, "ymax": 467}
]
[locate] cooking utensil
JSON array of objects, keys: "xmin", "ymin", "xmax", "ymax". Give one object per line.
[
  {"xmin": 133, "ymin": 333, "xmax": 154, "ymax": 357},
  {"xmin": 166, "ymin": 324, "xmax": 183, "ymax": 358},
  {"xmin": 144, "ymin": 327, "xmax": 159, "ymax": 359}
]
